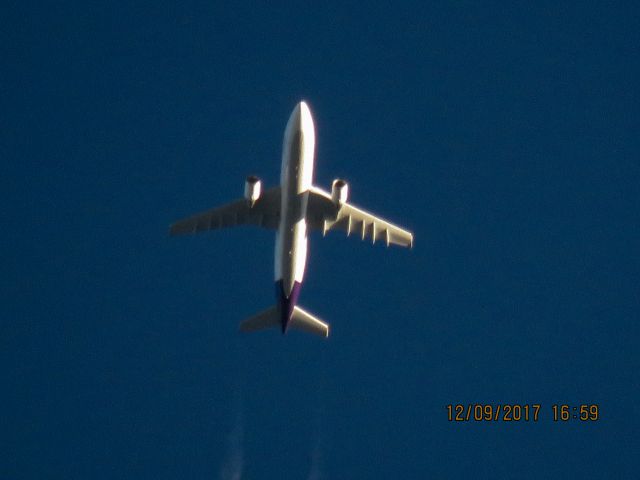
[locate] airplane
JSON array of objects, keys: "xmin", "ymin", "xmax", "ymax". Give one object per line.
[{"xmin": 170, "ymin": 101, "xmax": 413, "ymax": 338}]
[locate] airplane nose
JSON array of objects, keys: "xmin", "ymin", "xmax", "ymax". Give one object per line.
[
  {"xmin": 287, "ymin": 101, "xmax": 313, "ymax": 133},
  {"xmin": 298, "ymin": 100, "xmax": 310, "ymax": 118},
  {"xmin": 283, "ymin": 100, "xmax": 315, "ymax": 151},
  {"xmin": 298, "ymin": 101, "xmax": 312, "ymax": 126}
]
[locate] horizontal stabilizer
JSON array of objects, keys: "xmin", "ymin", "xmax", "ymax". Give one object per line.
[
  {"xmin": 289, "ymin": 306, "xmax": 330, "ymax": 338},
  {"xmin": 239, "ymin": 306, "xmax": 279, "ymax": 333},
  {"xmin": 239, "ymin": 305, "xmax": 329, "ymax": 338}
]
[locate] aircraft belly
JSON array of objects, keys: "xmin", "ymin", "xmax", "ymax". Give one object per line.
[
  {"xmin": 276, "ymin": 219, "xmax": 307, "ymax": 296},
  {"xmin": 274, "ymin": 100, "xmax": 315, "ymax": 327}
]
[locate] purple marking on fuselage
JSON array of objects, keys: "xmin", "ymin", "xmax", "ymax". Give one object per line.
[{"xmin": 275, "ymin": 280, "xmax": 302, "ymax": 333}]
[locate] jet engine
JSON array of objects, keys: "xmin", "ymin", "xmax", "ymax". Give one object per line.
[
  {"xmin": 244, "ymin": 175, "xmax": 261, "ymax": 206},
  {"xmin": 331, "ymin": 179, "xmax": 349, "ymax": 205}
]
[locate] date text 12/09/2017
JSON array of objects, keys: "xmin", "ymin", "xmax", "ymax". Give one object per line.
[{"xmin": 446, "ymin": 404, "xmax": 600, "ymax": 422}]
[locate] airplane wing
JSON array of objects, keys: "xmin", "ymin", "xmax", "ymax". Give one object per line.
[
  {"xmin": 306, "ymin": 187, "xmax": 413, "ymax": 248},
  {"xmin": 170, "ymin": 186, "xmax": 281, "ymax": 235}
]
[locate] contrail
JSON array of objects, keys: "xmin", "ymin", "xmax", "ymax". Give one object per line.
[
  {"xmin": 219, "ymin": 378, "xmax": 244, "ymax": 480},
  {"xmin": 307, "ymin": 439, "xmax": 323, "ymax": 480},
  {"xmin": 307, "ymin": 366, "xmax": 326, "ymax": 480}
]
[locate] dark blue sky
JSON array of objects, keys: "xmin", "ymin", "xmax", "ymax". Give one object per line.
[{"xmin": 2, "ymin": 2, "xmax": 639, "ymax": 478}]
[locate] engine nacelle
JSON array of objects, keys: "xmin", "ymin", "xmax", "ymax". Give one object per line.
[
  {"xmin": 244, "ymin": 175, "xmax": 262, "ymax": 206},
  {"xmin": 331, "ymin": 179, "xmax": 349, "ymax": 205}
]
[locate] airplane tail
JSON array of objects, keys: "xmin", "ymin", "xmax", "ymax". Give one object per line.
[
  {"xmin": 290, "ymin": 306, "xmax": 330, "ymax": 338},
  {"xmin": 239, "ymin": 305, "xmax": 329, "ymax": 338},
  {"xmin": 239, "ymin": 306, "xmax": 280, "ymax": 332}
]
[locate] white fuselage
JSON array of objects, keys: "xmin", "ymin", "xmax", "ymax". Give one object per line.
[
  {"xmin": 275, "ymin": 102, "xmax": 315, "ymax": 297},
  {"xmin": 171, "ymin": 99, "xmax": 412, "ymax": 337}
]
